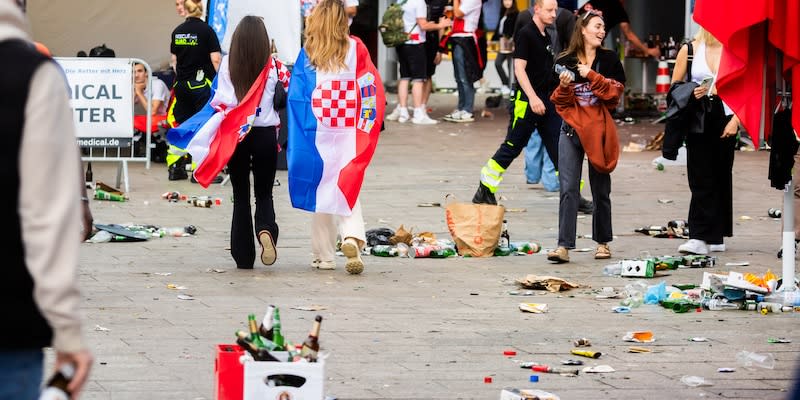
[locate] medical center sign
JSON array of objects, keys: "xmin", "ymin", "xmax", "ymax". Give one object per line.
[{"xmin": 56, "ymin": 58, "xmax": 133, "ymax": 147}]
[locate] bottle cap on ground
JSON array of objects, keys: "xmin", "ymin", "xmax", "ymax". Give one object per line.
[{"xmin": 529, "ymin": 375, "xmax": 539, "ymax": 382}]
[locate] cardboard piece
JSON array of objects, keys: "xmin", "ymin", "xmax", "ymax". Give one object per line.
[{"xmin": 516, "ymin": 275, "xmax": 580, "ymax": 292}]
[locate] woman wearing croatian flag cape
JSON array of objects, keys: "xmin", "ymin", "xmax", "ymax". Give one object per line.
[
  {"xmin": 287, "ymin": 0, "xmax": 385, "ymax": 275},
  {"xmin": 172, "ymin": 16, "xmax": 291, "ymax": 269}
]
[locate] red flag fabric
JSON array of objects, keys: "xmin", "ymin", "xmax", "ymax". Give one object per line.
[
  {"xmin": 694, "ymin": 0, "xmax": 773, "ymax": 145},
  {"xmin": 193, "ymin": 63, "xmax": 271, "ymax": 187}
]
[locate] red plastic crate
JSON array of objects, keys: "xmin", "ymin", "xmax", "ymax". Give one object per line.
[{"xmin": 215, "ymin": 344, "xmax": 245, "ymax": 400}]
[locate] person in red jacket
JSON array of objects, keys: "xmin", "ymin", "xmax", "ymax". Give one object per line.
[{"xmin": 546, "ymin": 9, "xmax": 625, "ymax": 263}]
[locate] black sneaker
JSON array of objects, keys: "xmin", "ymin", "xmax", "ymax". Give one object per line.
[
  {"xmin": 168, "ymin": 164, "xmax": 188, "ymax": 180},
  {"xmin": 472, "ymin": 183, "xmax": 497, "ymax": 205},
  {"xmin": 578, "ymin": 197, "xmax": 593, "ymax": 214}
]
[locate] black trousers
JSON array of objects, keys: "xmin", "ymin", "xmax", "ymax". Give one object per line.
[
  {"xmin": 228, "ymin": 126, "xmax": 279, "ymax": 267},
  {"xmin": 685, "ymin": 97, "xmax": 736, "ymax": 244},
  {"xmin": 172, "ymin": 79, "xmax": 211, "ymax": 124},
  {"xmin": 492, "ymin": 91, "xmax": 562, "ymax": 170}
]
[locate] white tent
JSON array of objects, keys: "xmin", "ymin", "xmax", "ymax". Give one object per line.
[{"xmin": 27, "ymin": 0, "xmax": 301, "ymax": 71}]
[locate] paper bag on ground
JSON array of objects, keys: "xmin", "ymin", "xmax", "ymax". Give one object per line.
[{"xmin": 445, "ymin": 195, "xmax": 504, "ymax": 257}]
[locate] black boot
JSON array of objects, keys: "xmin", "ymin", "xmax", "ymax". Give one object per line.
[
  {"xmin": 578, "ymin": 196, "xmax": 593, "ymax": 214},
  {"xmin": 472, "ymin": 183, "xmax": 497, "ymax": 205},
  {"xmin": 168, "ymin": 158, "xmax": 188, "ymax": 180}
]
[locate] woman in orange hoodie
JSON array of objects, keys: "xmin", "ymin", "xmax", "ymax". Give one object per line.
[{"xmin": 546, "ymin": 9, "xmax": 625, "ymax": 263}]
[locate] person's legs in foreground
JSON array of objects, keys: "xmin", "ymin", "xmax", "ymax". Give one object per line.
[
  {"xmin": 549, "ymin": 129, "xmax": 582, "ymax": 263},
  {"xmin": 588, "ymin": 162, "xmax": 612, "ymax": 259},
  {"xmin": 250, "ymin": 127, "xmax": 279, "ymax": 266},
  {"xmin": 525, "ymin": 130, "xmax": 559, "ymax": 192},
  {"xmin": 228, "ymin": 132, "xmax": 257, "ymax": 268},
  {"xmin": 445, "ymin": 42, "xmax": 475, "ymax": 122},
  {"xmin": 386, "ymin": 45, "xmax": 412, "ymax": 122},
  {"xmin": 0, "ymin": 350, "xmax": 43, "ymax": 399},
  {"xmin": 337, "ymin": 200, "xmax": 367, "ymax": 275},
  {"xmin": 311, "ymin": 213, "xmax": 337, "ymax": 270},
  {"xmin": 495, "ymin": 52, "xmax": 511, "ymax": 95},
  {"xmin": 474, "ymin": 91, "xmax": 538, "ymax": 204}
]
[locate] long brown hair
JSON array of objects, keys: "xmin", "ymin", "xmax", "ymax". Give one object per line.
[
  {"xmin": 228, "ymin": 16, "xmax": 270, "ymax": 101},
  {"xmin": 304, "ymin": 0, "xmax": 349, "ymax": 73},
  {"xmin": 558, "ymin": 11, "xmax": 604, "ymax": 62}
]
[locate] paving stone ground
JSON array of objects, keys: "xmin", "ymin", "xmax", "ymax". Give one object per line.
[{"xmin": 72, "ymin": 93, "xmax": 799, "ymax": 399}]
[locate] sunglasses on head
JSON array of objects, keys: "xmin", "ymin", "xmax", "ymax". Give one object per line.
[{"xmin": 582, "ymin": 9, "xmax": 603, "ymax": 20}]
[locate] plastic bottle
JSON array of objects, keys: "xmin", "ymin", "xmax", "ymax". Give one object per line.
[
  {"xmin": 701, "ymin": 298, "xmax": 739, "ymax": 311},
  {"xmin": 603, "ymin": 262, "xmax": 622, "ymax": 276},
  {"xmin": 621, "ymin": 282, "xmax": 647, "ymax": 308},
  {"xmin": 87, "ymin": 230, "xmax": 112, "ymax": 243},
  {"xmin": 736, "ymin": 350, "xmax": 775, "ymax": 369}
]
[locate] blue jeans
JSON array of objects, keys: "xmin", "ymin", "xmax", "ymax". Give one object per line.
[
  {"xmin": 525, "ymin": 130, "xmax": 559, "ymax": 192},
  {"xmin": 0, "ymin": 350, "xmax": 43, "ymax": 400},
  {"xmin": 452, "ymin": 43, "xmax": 475, "ymax": 113}
]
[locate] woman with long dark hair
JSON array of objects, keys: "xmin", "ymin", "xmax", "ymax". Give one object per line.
[
  {"xmin": 494, "ymin": 0, "xmax": 518, "ymax": 95},
  {"xmin": 546, "ymin": 9, "xmax": 625, "ymax": 263},
  {"xmin": 216, "ymin": 16, "xmax": 290, "ymax": 268}
]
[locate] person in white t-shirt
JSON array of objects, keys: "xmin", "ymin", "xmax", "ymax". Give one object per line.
[
  {"xmin": 386, "ymin": 0, "xmax": 450, "ymax": 125},
  {"xmin": 133, "ymin": 63, "xmax": 169, "ymax": 116},
  {"xmin": 441, "ymin": 0, "xmax": 482, "ymax": 123}
]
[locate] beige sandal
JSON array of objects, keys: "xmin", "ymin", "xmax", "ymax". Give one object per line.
[{"xmin": 595, "ymin": 244, "xmax": 611, "ymax": 260}]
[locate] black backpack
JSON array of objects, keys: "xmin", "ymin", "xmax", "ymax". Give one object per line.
[{"xmin": 89, "ymin": 44, "xmax": 115, "ymax": 57}]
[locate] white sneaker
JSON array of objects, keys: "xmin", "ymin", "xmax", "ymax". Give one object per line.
[
  {"xmin": 397, "ymin": 111, "xmax": 410, "ymax": 123},
  {"xmin": 678, "ymin": 239, "xmax": 709, "ymax": 255},
  {"xmin": 385, "ymin": 106, "xmax": 403, "ymax": 121},
  {"xmin": 709, "ymin": 244, "xmax": 726, "ymax": 252},
  {"xmin": 442, "ymin": 110, "xmax": 463, "ymax": 122},
  {"xmin": 500, "ymin": 85, "xmax": 512, "ymax": 96},
  {"xmin": 412, "ymin": 114, "xmax": 438, "ymax": 125},
  {"xmin": 453, "ymin": 111, "xmax": 475, "ymax": 122}
]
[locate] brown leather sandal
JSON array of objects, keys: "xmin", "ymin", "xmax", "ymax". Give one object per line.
[{"xmin": 595, "ymin": 243, "xmax": 611, "ymax": 259}]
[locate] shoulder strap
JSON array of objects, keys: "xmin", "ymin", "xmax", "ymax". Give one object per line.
[{"xmin": 686, "ymin": 42, "xmax": 693, "ymax": 82}]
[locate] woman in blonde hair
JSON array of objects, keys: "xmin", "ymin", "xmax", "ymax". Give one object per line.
[
  {"xmin": 669, "ymin": 27, "xmax": 740, "ymax": 255},
  {"xmin": 287, "ymin": 0, "xmax": 385, "ymax": 274},
  {"xmin": 167, "ymin": 0, "xmax": 221, "ymax": 180}
]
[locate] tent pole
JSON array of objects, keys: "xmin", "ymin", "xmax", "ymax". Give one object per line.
[{"xmin": 776, "ymin": 49, "xmax": 798, "ymax": 294}]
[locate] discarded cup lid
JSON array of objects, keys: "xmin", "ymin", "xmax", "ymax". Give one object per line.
[
  {"xmin": 529, "ymin": 375, "xmax": 539, "ymax": 382},
  {"xmin": 612, "ymin": 306, "xmax": 631, "ymax": 313},
  {"xmin": 503, "ymin": 350, "xmax": 517, "ymax": 356}
]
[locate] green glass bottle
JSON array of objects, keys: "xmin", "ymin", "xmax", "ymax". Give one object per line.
[
  {"xmin": 494, "ymin": 246, "xmax": 513, "ymax": 257},
  {"xmin": 370, "ymin": 245, "xmax": 398, "ymax": 257},
  {"xmin": 272, "ymin": 307, "xmax": 285, "ymax": 349},
  {"xmin": 248, "ymin": 314, "xmax": 267, "ymax": 348},
  {"xmin": 429, "ymin": 247, "xmax": 457, "ymax": 258}
]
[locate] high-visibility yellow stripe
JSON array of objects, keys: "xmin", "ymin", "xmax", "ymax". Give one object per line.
[
  {"xmin": 512, "ymin": 91, "xmax": 528, "ymax": 130},
  {"xmin": 480, "ymin": 159, "xmax": 506, "ymax": 192}
]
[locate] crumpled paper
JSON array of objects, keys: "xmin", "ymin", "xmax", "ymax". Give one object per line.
[{"xmin": 517, "ymin": 275, "xmax": 581, "ymax": 292}]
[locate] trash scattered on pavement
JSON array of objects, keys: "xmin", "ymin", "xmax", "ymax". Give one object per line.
[
  {"xmin": 205, "ymin": 268, "xmax": 226, "ymax": 273},
  {"xmin": 582, "ymin": 365, "xmax": 615, "ymax": 373},
  {"xmin": 531, "ymin": 364, "xmax": 579, "ymax": 376},
  {"xmin": 573, "ymin": 338, "xmax": 591, "ymax": 347},
  {"xmin": 417, "ymin": 202, "xmax": 441, "ymax": 207},
  {"xmin": 717, "ymin": 368, "xmax": 736, "ymax": 373},
  {"xmin": 505, "ymin": 208, "xmax": 527, "ymax": 213},
  {"xmin": 628, "ymin": 346, "xmax": 652, "ymax": 353},
  {"xmin": 612, "ymin": 306, "xmax": 631, "ymax": 313},
  {"xmin": 737, "ymin": 350, "xmax": 775, "ymax": 369},
  {"xmin": 500, "ymin": 388, "xmax": 560, "ymax": 400},
  {"xmin": 561, "ymin": 359, "xmax": 583, "ymax": 365},
  {"xmin": 291, "ymin": 305, "xmax": 328, "ymax": 311},
  {"xmin": 94, "ymin": 182, "xmax": 127, "ymax": 201},
  {"xmin": 166, "ymin": 284, "xmax": 188, "ymax": 290},
  {"xmin": 689, "ymin": 337, "xmax": 709, "ymax": 342},
  {"xmin": 177, "ymin": 294, "xmax": 195, "ymax": 300},
  {"xmin": 657, "ymin": 198, "xmax": 673, "ymax": 204},
  {"xmin": 516, "ymin": 275, "xmax": 580, "ymax": 292},
  {"xmin": 724, "ymin": 261, "xmax": 750, "ymax": 266},
  {"xmin": 767, "ymin": 338, "xmax": 791, "ymax": 343},
  {"xmin": 739, "ymin": 215, "xmax": 752, "ymax": 220},
  {"xmin": 596, "ymin": 287, "xmax": 622, "ymax": 299},
  {"xmin": 623, "ymin": 331, "xmax": 654, "ymax": 343},
  {"xmin": 570, "ymin": 349, "xmax": 601, "ymax": 358},
  {"xmin": 681, "ymin": 375, "xmax": 712, "ymax": 387},
  {"xmin": 94, "ymin": 325, "xmax": 111, "ymax": 332},
  {"xmin": 154, "ymin": 272, "xmax": 173, "ymax": 276},
  {"xmin": 519, "ymin": 303, "xmax": 549, "ymax": 313}
]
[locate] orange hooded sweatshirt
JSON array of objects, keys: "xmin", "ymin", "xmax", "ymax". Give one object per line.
[{"xmin": 550, "ymin": 70, "xmax": 624, "ymax": 174}]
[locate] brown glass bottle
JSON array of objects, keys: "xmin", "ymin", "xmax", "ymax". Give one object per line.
[
  {"xmin": 299, "ymin": 315, "xmax": 323, "ymax": 362},
  {"xmin": 259, "ymin": 305, "xmax": 276, "ymax": 340}
]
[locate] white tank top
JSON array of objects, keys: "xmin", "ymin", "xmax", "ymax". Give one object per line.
[{"xmin": 691, "ymin": 41, "xmax": 732, "ymax": 115}]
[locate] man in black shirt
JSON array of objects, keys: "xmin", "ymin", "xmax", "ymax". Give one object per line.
[
  {"xmin": 579, "ymin": 0, "xmax": 659, "ymax": 58},
  {"xmin": 421, "ymin": 0, "xmax": 448, "ymax": 113},
  {"xmin": 473, "ymin": 0, "xmax": 561, "ymax": 205}
]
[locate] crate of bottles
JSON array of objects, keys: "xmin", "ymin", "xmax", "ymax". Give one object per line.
[{"xmin": 243, "ymin": 356, "xmax": 325, "ymax": 400}]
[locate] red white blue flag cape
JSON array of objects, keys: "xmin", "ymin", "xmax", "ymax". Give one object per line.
[
  {"xmin": 167, "ymin": 58, "xmax": 272, "ymax": 187},
  {"xmin": 287, "ymin": 37, "xmax": 385, "ymax": 216}
]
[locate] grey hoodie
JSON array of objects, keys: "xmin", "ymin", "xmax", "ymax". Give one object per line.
[{"xmin": 2, "ymin": 0, "xmax": 87, "ymax": 353}]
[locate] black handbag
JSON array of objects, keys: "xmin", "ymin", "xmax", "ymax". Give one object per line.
[{"xmin": 272, "ymin": 57, "xmax": 287, "ymax": 111}]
